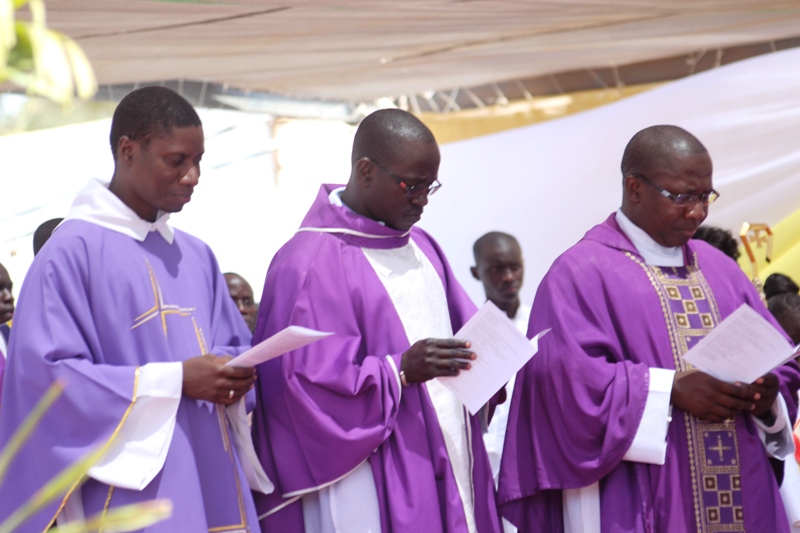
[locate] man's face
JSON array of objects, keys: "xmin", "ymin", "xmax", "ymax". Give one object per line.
[
  {"xmin": 225, "ymin": 274, "xmax": 257, "ymax": 333},
  {"xmin": 0, "ymin": 266, "xmax": 14, "ymax": 324},
  {"xmin": 472, "ymin": 240, "xmax": 524, "ymax": 308},
  {"xmin": 122, "ymin": 126, "xmax": 205, "ymax": 222},
  {"xmin": 629, "ymin": 151, "xmax": 713, "ymax": 248},
  {"xmin": 364, "ymin": 140, "xmax": 441, "ymax": 232}
]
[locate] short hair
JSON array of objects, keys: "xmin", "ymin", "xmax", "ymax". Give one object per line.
[
  {"xmin": 692, "ymin": 226, "xmax": 740, "ymax": 261},
  {"xmin": 621, "ymin": 125, "xmax": 708, "ymax": 178},
  {"xmin": 764, "ymin": 273, "xmax": 800, "ymax": 300},
  {"xmin": 109, "ymin": 86, "xmax": 201, "ymax": 156},
  {"xmin": 33, "ymin": 218, "xmax": 63, "ymax": 256},
  {"xmin": 473, "ymin": 231, "xmax": 519, "ymax": 262},
  {"xmin": 351, "ymin": 109, "xmax": 436, "ymax": 167},
  {"xmin": 768, "ymin": 292, "xmax": 800, "ymax": 323}
]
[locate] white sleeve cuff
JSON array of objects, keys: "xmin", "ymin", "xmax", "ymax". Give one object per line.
[
  {"xmin": 385, "ymin": 355, "xmax": 402, "ymax": 400},
  {"xmin": 88, "ymin": 362, "xmax": 183, "ymax": 490},
  {"xmin": 752, "ymin": 393, "xmax": 794, "ymax": 460},
  {"xmin": 623, "ymin": 367, "xmax": 674, "ymax": 465}
]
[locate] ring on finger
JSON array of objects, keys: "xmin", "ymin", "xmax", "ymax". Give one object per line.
[{"xmin": 228, "ymin": 389, "xmax": 234, "ymax": 400}]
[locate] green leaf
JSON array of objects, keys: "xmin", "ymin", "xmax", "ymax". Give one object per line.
[
  {"xmin": 52, "ymin": 499, "xmax": 173, "ymax": 533},
  {"xmin": 61, "ymin": 33, "xmax": 97, "ymax": 100},
  {"xmin": 27, "ymin": 0, "xmax": 44, "ymax": 27},
  {"xmin": 0, "ymin": 444, "xmax": 107, "ymax": 533},
  {"xmin": 0, "ymin": 380, "xmax": 63, "ymax": 484},
  {"xmin": 3, "ymin": 0, "xmax": 97, "ymax": 105},
  {"xmin": 26, "ymin": 25, "xmax": 75, "ymax": 105},
  {"xmin": 1, "ymin": 0, "xmax": 16, "ymax": 66}
]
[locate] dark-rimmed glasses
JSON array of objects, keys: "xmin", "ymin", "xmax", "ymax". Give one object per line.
[
  {"xmin": 632, "ymin": 173, "xmax": 719, "ymax": 206},
  {"xmin": 371, "ymin": 159, "xmax": 442, "ymax": 198}
]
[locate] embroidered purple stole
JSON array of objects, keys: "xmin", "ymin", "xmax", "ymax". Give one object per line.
[{"xmin": 630, "ymin": 253, "xmax": 745, "ymax": 532}]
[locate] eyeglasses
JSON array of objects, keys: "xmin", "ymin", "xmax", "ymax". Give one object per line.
[
  {"xmin": 371, "ymin": 159, "xmax": 442, "ymax": 198},
  {"xmin": 632, "ymin": 173, "xmax": 719, "ymax": 206}
]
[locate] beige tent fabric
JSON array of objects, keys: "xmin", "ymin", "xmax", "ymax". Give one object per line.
[{"xmin": 27, "ymin": 1, "xmax": 800, "ymax": 101}]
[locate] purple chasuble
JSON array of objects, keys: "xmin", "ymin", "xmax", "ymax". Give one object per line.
[
  {"xmin": 498, "ymin": 214, "xmax": 800, "ymax": 533},
  {"xmin": 251, "ymin": 184, "xmax": 502, "ymax": 533},
  {"xmin": 0, "ymin": 220, "xmax": 259, "ymax": 532}
]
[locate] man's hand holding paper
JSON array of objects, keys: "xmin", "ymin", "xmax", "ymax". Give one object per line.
[
  {"xmin": 671, "ymin": 369, "xmax": 759, "ymax": 423},
  {"xmin": 437, "ymin": 301, "xmax": 548, "ymax": 414},
  {"xmin": 400, "ymin": 338, "xmax": 476, "ymax": 383}
]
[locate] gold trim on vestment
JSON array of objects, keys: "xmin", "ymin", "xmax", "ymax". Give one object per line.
[
  {"xmin": 625, "ymin": 252, "xmax": 743, "ymax": 533},
  {"xmin": 44, "ymin": 367, "xmax": 141, "ymax": 532},
  {"xmin": 98, "ymin": 485, "xmax": 115, "ymax": 533}
]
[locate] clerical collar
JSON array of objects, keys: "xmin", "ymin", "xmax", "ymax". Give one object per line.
[
  {"xmin": 615, "ymin": 209, "xmax": 684, "ymax": 267},
  {"xmin": 66, "ymin": 179, "xmax": 175, "ymax": 244},
  {"xmin": 328, "ymin": 186, "xmax": 386, "ymax": 226}
]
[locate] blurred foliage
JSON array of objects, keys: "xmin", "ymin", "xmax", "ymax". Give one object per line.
[
  {"xmin": 0, "ymin": 381, "xmax": 172, "ymax": 532},
  {"xmin": 1, "ymin": 0, "xmax": 97, "ymax": 106},
  {"xmin": 0, "ymin": 95, "xmax": 115, "ymax": 135}
]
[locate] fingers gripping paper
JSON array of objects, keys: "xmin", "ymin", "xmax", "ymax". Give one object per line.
[{"xmin": 438, "ymin": 301, "xmax": 548, "ymax": 415}]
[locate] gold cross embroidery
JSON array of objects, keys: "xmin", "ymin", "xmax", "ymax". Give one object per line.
[
  {"xmin": 708, "ymin": 435, "xmax": 731, "ymax": 461},
  {"xmin": 132, "ymin": 258, "xmax": 196, "ymax": 337}
]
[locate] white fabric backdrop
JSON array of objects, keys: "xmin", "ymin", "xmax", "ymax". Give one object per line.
[
  {"xmin": 2, "ymin": 46, "xmax": 800, "ymax": 308},
  {"xmin": 428, "ymin": 45, "xmax": 800, "ymax": 306}
]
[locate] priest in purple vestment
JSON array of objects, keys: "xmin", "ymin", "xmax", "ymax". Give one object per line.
[
  {"xmin": 251, "ymin": 109, "xmax": 502, "ymax": 533},
  {"xmin": 499, "ymin": 125, "xmax": 800, "ymax": 533},
  {"xmin": 0, "ymin": 87, "xmax": 264, "ymax": 532}
]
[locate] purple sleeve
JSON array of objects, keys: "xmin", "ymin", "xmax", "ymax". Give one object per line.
[
  {"xmin": 251, "ymin": 235, "xmax": 403, "ymax": 511},
  {"xmin": 498, "ymin": 247, "xmax": 649, "ymax": 529},
  {"xmin": 0, "ymin": 243, "xmax": 138, "ymax": 531}
]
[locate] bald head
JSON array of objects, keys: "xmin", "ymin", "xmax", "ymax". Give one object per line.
[
  {"xmin": 340, "ymin": 109, "xmax": 440, "ymax": 231},
  {"xmin": 620, "ymin": 125, "xmax": 714, "ymax": 248},
  {"xmin": 621, "ymin": 125, "xmax": 708, "ymax": 179},
  {"xmin": 473, "ymin": 232, "xmax": 520, "ymax": 263},
  {"xmin": 351, "ymin": 109, "xmax": 436, "ymax": 168}
]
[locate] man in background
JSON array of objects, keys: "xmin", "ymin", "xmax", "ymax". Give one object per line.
[
  {"xmin": 0, "ymin": 261, "xmax": 13, "ymax": 399},
  {"xmin": 33, "ymin": 217, "xmax": 64, "ymax": 256},
  {"xmin": 224, "ymin": 272, "xmax": 258, "ymax": 333},
  {"xmin": 471, "ymin": 231, "xmax": 528, "ymax": 533}
]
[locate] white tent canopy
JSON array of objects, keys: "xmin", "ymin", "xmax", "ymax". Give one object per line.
[
  {"xmin": 26, "ymin": 1, "xmax": 800, "ymax": 101},
  {"xmin": 2, "ymin": 46, "xmax": 800, "ymax": 307}
]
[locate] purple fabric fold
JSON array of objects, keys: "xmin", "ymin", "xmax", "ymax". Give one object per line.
[
  {"xmin": 252, "ymin": 184, "xmax": 502, "ymax": 532},
  {"xmin": 498, "ymin": 214, "xmax": 800, "ymax": 533}
]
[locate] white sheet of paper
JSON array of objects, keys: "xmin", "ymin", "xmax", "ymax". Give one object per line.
[
  {"xmin": 683, "ymin": 303, "xmax": 797, "ymax": 384},
  {"xmin": 437, "ymin": 301, "xmax": 548, "ymax": 415},
  {"xmin": 226, "ymin": 325, "xmax": 333, "ymax": 368}
]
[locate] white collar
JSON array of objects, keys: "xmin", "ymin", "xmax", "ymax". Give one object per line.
[
  {"xmin": 65, "ymin": 179, "xmax": 175, "ymax": 244},
  {"xmin": 328, "ymin": 186, "xmax": 386, "ymax": 226},
  {"xmin": 328, "ymin": 186, "xmax": 347, "ymax": 208},
  {"xmin": 615, "ymin": 209, "xmax": 684, "ymax": 267}
]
